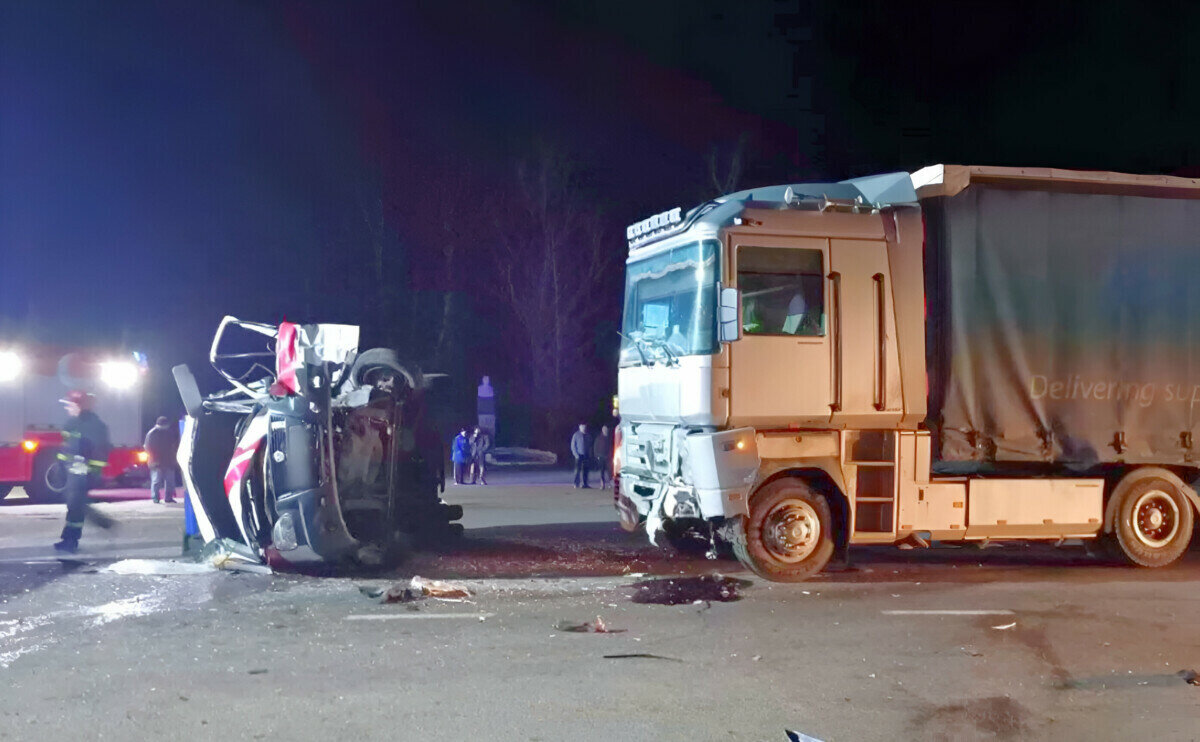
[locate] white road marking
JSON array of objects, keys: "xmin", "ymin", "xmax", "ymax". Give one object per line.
[
  {"xmin": 882, "ymin": 609, "xmax": 1015, "ymax": 616},
  {"xmin": 345, "ymin": 613, "xmax": 494, "ymax": 621}
]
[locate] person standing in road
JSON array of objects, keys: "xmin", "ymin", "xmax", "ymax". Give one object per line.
[
  {"xmin": 571, "ymin": 423, "xmax": 591, "ymax": 489},
  {"xmin": 470, "ymin": 426, "xmax": 492, "ymax": 485},
  {"xmin": 144, "ymin": 416, "xmax": 179, "ymax": 504},
  {"xmin": 593, "ymin": 425, "xmax": 612, "ymax": 490},
  {"xmin": 451, "ymin": 428, "xmax": 471, "ymax": 485},
  {"xmin": 54, "ymin": 390, "xmax": 115, "ymax": 553}
]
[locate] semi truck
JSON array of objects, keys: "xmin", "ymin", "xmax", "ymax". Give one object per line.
[
  {"xmin": 0, "ymin": 345, "xmax": 147, "ymax": 502},
  {"xmin": 614, "ymin": 164, "xmax": 1200, "ymax": 581}
]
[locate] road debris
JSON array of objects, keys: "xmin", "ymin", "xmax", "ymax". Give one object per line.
[
  {"xmin": 603, "ymin": 653, "xmax": 682, "ymax": 662},
  {"xmin": 786, "ymin": 731, "xmax": 825, "ymax": 742},
  {"xmin": 960, "ymin": 646, "xmax": 983, "ymax": 657},
  {"xmin": 555, "ymin": 615, "xmax": 625, "ymax": 633},
  {"xmin": 248, "ymin": 668, "xmax": 268, "ymax": 675},
  {"xmin": 629, "ymin": 575, "xmax": 750, "ymax": 605},
  {"xmin": 381, "ymin": 576, "xmax": 472, "ymax": 604},
  {"xmin": 992, "ymin": 622, "xmax": 1017, "ymax": 630},
  {"xmin": 199, "ymin": 539, "xmax": 273, "ymax": 574}
]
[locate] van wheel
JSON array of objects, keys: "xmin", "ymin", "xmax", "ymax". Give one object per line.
[
  {"xmin": 1108, "ymin": 468, "xmax": 1194, "ymax": 568},
  {"xmin": 735, "ymin": 478, "xmax": 835, "ymax": 582}
]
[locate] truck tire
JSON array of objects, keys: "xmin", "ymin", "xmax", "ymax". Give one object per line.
[
  {"xmin": 26, "ymin": 451, "xmax": 64, "ymax": 504},
  {"xmin": 1107, "ymin": 469, "xmax": 1194, "ymax": 568},
  {"xmin": 735, "ymin": 477, "xmax": 835, "ymax": 582}
]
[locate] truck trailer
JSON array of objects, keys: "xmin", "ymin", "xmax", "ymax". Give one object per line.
[{"xmin": 615, "ymin": 165, "xmax": 1200, "ymax": 581}]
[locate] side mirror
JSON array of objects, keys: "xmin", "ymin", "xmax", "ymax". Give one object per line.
[{"xmin": 718, "ymin": 286, "xmax": 741, "ymax": 343}]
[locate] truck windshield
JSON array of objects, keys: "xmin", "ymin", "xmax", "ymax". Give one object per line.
[{"xmin": 620, "ymin": 239, "xmax": 719, "ymax": 366}]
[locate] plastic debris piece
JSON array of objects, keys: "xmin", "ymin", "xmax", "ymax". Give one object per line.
[
  {"xmin": 786, "ymin": 731, "xmax": 825, "ymax": 742},
  {"xmin": 410, "ymin": 576, "xmax": 472, "ymax": 600},
  {"xmin": 554, "ymin": 615, "xmax": 626, "ymax": 634},
  {"xmin": 248, "ymin": 668, "xmax": 268, "ymax": 675},
  {"xmin": 197, "ymin": 538, "xmax": 272, "ymax": 574},
  {"xmin": 992, "ymin": 622, "xmax": 1017, "ymax": 630},
  {"xmin": 358, "ymin": 586, "xmax": 385, "ymax": 599},
  {"xmin": 383, "ymin": 586, "xmax": 421, "ymax": 603},
  {"xmin": 1179, "ymin": 669, "xmax": 1199, "ymax": 686}
]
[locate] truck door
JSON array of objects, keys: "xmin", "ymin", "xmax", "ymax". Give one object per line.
[
  {"xmin": 728, "ymin": 237, "xmax": 831, "ymax": 425},
  {"xmin": 828, "ymin": 238, "xmax": 901, "ymax": 424}
]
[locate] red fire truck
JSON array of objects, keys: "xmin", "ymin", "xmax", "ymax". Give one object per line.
[{"xmin": 0, "ymin": 344, "xmax": 148, "ymax": 502}]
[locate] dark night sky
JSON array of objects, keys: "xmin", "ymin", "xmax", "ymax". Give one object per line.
[{"xmin": 3, "ymin": 0, "xmax": 1199, "ymax": 432}]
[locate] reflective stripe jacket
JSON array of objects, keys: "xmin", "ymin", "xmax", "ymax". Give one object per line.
[{"xmin": 59, "ymin": 410, "xmax": 112, "ymax": 472}]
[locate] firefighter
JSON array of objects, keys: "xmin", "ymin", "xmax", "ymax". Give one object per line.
[{"xmin": 54, "ymin": 390, "xmax": 115, "ymax": 553}]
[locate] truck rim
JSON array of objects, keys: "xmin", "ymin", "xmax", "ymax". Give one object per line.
[
  {"xmin": 1132, "ymin": 489, "xmax": 1180, "ymax": 549},
  {"xmin": 761, "ymin": 498, "xmax": 820, "ymax": 562}
]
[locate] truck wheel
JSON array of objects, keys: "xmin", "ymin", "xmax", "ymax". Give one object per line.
[
  {"xmin": 1108, "ymin": 469, "xmax": 1195, "ymax": 568},
  {"xmin": 735, "ymin": 478, "xmax": 835, "ymax": 582},
  {"xmin": 26, "ymin": 452, "xmax": 64, "ymax": 504}
]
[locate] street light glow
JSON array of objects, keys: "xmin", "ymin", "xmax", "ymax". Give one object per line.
[{"xmin": 0, "ymin": 350, "xmax": 23, "ymax": 382}]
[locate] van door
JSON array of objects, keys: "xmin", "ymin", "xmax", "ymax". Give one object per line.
[{"xmin": 728, "ymin": 236, "xmax": 831, "ymax": 425}]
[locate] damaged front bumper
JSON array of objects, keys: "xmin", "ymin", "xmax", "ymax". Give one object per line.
[{"xmin": 617, "ymin": 426, "xmax": 760, "ymax": 543}]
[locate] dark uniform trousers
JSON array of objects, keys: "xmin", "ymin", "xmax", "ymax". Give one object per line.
[{"xmin": 60, "ymin": 471, "xmax": 113, "ymax": 544}]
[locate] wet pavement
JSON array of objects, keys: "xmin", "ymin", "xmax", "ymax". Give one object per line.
[{"xmin": 0, "ymin": 470, "xmax": 1198, "ymax": 741}]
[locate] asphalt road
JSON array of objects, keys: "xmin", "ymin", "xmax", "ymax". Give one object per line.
[{"xmin": 1, "ymin": 470, "xmax": 1199, "ymax": 741}]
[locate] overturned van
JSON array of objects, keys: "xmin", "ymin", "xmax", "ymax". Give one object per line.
[{"xmin": 173, "ymin": 317, "xmax": 461, "ymax": 567}]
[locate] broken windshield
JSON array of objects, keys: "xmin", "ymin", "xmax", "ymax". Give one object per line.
[{"xmin": 620, "ymin": 240, "xmax": 719, "ymax": 366}]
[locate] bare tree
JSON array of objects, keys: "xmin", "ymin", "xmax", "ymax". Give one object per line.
[
  {"xmin": 706, "ymin": 131, "xmax": 750, "ymax": 196},
  {"xmin": 491, "ymin": 146, "xmax": 618, "ymax": 441}
]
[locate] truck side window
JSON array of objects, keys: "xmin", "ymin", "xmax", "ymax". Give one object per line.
[{"xmin": 737, "ymin": 246, "xmax": 824, "ymax": 336}]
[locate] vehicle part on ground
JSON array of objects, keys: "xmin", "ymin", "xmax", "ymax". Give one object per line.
[
  {"xmin": 174, "ymin": 317, "xmax": 461, "ymax": 568},
  {"xmin": 735, "ymin": 478, "xmax": 835, "ymax": 582},
  {"xmin": 1106, "ymin": 467, "xmax": 1195, "ymax": 568}
]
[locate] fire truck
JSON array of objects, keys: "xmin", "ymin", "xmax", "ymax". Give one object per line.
[{"xmin": 0, "ymin": 344, "xmax": 148, "ymax": 502}]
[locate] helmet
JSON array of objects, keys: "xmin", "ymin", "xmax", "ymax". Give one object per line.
[{"xmin": 59, "ymin": 389, "xmax": 96, "ymax": 408}]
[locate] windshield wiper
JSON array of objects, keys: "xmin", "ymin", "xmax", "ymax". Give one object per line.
[
  {"xmin": 616, "ymin": 330, "xmax": 652, "ymax": 366},
  {"xmin": 639, "ymin": 334, "xmax": 679, "ymax": 367}
]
